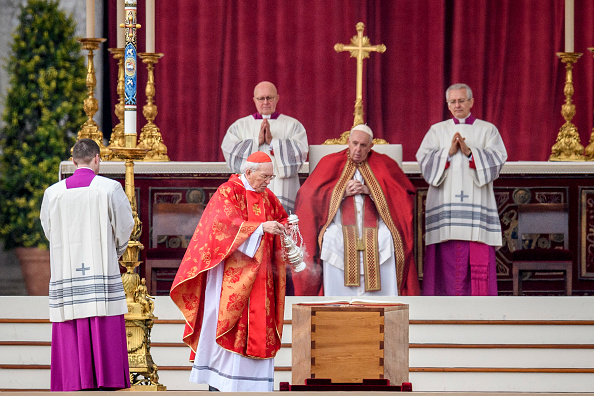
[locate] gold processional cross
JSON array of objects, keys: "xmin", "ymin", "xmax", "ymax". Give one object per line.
[{"xmin": 325, "ymin": 22, "xmax": 387, "ymax": 144}]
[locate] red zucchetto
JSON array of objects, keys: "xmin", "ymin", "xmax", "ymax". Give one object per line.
[{"xmin": 247, "ymin": 151, "xmax": 272, "ymax": 163}]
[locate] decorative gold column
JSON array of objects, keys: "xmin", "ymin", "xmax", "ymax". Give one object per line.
[
  {"xmin": 327, "ymin": 22, "xmax": 387, "ymax": 144},
  {"xmin": 106, "ymin": 48, "xmax": 125, "ymax": 160},
  {"xmin": 76, "ymin": 38, "xmax": 110, "ymax": 160},
  {"xmin": 550, "ymin": 52, "xmax": 584, "ymax": 161},
  {"xmin": 112, "ymin": 144, "xmax": 165, "ymax": 391},
  {"xmin": 583, "ymin": 48, "xmax": 594, "ymax": 160},
  {"xmin": 111, "ymin": 1, "xmax": 165, "ymax": 388},
  {"xmin": 138, "ymin": 52, "xmax": 169, "ymax": 161}
]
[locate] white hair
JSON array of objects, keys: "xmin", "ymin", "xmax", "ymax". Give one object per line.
[
  {"xmin": 446, "ymin": 83, "xmax": 473, "ymax": 101},
  {"xmin": 241, "ymin": 161, "xmax": 262, "ymax": 173}
]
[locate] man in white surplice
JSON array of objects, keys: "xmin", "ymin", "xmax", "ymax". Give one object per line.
[
  {"xmin": 40, "ymin": 138, "xmax": 134, "ymax": 391},
  {"xmin": 221, "ymin": 81, "xmax": 308, "ymax": 213},
  {"xmin": 416, "ymin": 83, "xmax": 507, "ymax": 296}
]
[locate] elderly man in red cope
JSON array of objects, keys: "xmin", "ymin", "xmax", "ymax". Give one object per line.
[
  {"xmin": 293, "ymin": 124, "xmax": 420, "ymax": 296},
  {"xmin": 170, "ymin": 151, "xmax": 290, "ymax": 392}
]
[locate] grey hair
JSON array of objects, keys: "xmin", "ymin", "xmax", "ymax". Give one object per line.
[
  {"xmin": 241, "ymin": 161, "xmax": 262, "ymax": 173},
  {"xmin": 446, "ymin": 83, "xmax": 473, "ymax": 101}
]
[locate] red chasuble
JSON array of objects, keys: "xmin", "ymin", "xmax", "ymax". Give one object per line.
[
  {"xmin": 170, "ymin": 174, "xmax": 288, "ymax": 360},
  {"xmin": 293, "ymin": 149, "xmax": 420, "ymax": 296}
]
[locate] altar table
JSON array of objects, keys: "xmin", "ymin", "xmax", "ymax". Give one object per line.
[{"xmin": 59, "ymin": 161, "xmax": 594, "ymax": 295}]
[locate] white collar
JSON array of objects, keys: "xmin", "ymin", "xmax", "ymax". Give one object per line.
[
  {"xmin": 240, "ymin": 174, "xmax": 255, "ymax": 191},
  {"xmin": 455, "ymin": 114, "xmax": 471, "ymax": 124}
]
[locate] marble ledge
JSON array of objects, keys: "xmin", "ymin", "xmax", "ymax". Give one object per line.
[{"xmin": 59, "ymin": 160, "xmax": 594, "ymax": 178}]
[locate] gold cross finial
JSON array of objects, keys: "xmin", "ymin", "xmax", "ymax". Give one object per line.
[{"xmin": 334, "ymin": 22, "xmax": 386, "ymax": 129}]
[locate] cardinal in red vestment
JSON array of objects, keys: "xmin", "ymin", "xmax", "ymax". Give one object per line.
[
  {"xmin": 170, "ymin": 151, "xmax": 289, "ymax": 392},
  {"xmin": 293, "ymin": 124, "xmax": 420, "ymax": 296}
]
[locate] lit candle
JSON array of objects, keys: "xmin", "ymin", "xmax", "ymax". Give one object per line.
[
  {"xmin": 565, "ymin": 0, "xmax": 574, "ymax": 52},
  {"xmin": 86, "ymin": 0, "xmax": 95, "ymax": 38},
  {"xmin": 117, "ymin": 0, "xmax": 125, "ymax": 47},
  {"xmin": 146, "ymin": 0, "xmax": 155, "ymax": 52}
]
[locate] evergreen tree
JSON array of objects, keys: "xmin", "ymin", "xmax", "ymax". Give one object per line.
[{"xmin": 0, "ymin": 0, "xmax": 86, "ymax": 249}]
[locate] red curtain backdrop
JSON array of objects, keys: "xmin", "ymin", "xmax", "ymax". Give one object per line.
[{"xmin": 106, "ymin": 0, "xmax": 594, "ymax": 162}]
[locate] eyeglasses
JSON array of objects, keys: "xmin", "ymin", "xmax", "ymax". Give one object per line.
[
  {"xmin": 255, "ymin": 96, "xmax": 276, "ymax": 103},
  {"xmin": 447, "ymin": 99, "xmax": 469, "ymax": 105},
  {"xmin": 259, "ymin": 173, "xmax": 276, "ymax": 181}
]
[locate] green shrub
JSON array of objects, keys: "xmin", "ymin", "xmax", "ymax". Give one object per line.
[{"xmin": 0, "ymin": 0, "xmax": 87, "ymax": 249}]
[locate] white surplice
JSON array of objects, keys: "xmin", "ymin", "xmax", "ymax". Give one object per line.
[
  {"xmin": 40, "ymin": 176, "xmax": 134, "ymax": 322},
  {"xmin": 416, "ymin": 117, "xmax": 507, "ymax": 247},
  {"xmin": 221, "ymin": 114, "xmax": 308, "ymax": 212}
]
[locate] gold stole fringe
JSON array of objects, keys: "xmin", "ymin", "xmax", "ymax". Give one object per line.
[
  {"xmin": 318, "ymin": 157, "xmax": 406, "ymax": 291},
  {"xmin": 341, "ymin": 197, "xmax": 381, "ymax": 291}
]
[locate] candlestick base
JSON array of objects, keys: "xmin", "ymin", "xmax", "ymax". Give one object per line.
[{"xmin": 584, "ymin": 129, "xmax": 594, "ymax": 161}]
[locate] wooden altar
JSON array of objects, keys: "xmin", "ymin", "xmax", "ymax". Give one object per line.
[{"xmin": 59, "ymin": 161, "xmax": 594, "ymax": 295}]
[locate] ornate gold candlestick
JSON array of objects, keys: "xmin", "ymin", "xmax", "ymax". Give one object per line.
[
  {"xmin": 549, "ymin": 52, "xmax": 584, "ymax": 161},
  {"xmin": 138, "ymin": 52, "xmax": 169, "ymax": 161},
  {"xmin": 111, "ymin": 1, "xmax": 165, "ymax": 386},
  {"xmin": 112, "ymin": 145, "xmax": 165, "ymax": 391},
  {"xmin": 77, "ymin": 38, "xmax": 110, "ymax": 160},
  {"xmin": 583, "ymin": 48, "xmax": 594, "ymax": 160},
  {"xmin": 106, "ymin": 48, "xmax": 126, "ymax": 160}
]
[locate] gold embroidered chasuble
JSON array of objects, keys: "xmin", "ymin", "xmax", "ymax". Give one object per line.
[{"xmin": 170, "ymin": 174, "xmax": 288, "ymax": 360}]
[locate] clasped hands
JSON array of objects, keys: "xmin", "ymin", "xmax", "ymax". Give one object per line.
[
  {"xmin": 259, "ymin": 119, "xmax": 273, "ymax": 146},
  {"xmin": 262, "ymin": 221, "xmax": 286, "ymax": 236},
  {"xmin": 449, "ymin": 132, "xmax": 472, "ymax": 157},
  {"xmin": 343, "ymin": 179, "xmax": 370, "ymax": 198}
]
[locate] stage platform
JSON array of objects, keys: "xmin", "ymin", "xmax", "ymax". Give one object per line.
[
  {"xmin": 1, "ymin": 296, "xmax": 593, "ymax": 393},
  {"xmin": 1, "ymin": 393, "xmax": 594, "ymax": 396}
]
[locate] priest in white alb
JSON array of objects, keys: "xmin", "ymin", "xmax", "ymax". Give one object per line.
[
  {"xmin": 416, "ymin": 83, "xmax": 507, "ymax": 296},
  {"xmin": 221, "ymin": 81, "xmax": 308, "ymax": 213}
]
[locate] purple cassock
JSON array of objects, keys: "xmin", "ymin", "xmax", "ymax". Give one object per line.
[
  {"xmin": 50, "ymin": 167, "xmax": 130, "ymax": 392},
  {"xmin": 422, "ymin": 240, "xmax": 498, "ymax": 296}
]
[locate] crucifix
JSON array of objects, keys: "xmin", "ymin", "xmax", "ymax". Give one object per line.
[{"xmin": 334, "ymin": 22, "xmax": 386, "ymax": 131}]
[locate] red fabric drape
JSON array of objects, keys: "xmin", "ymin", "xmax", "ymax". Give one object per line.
[{"xmin": 106, "ymin": 0, "xmax": 594, "ymax": 162}]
